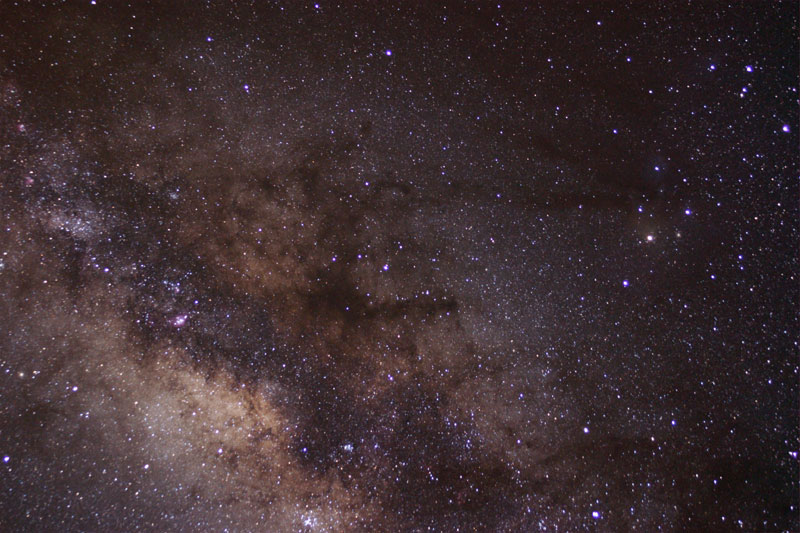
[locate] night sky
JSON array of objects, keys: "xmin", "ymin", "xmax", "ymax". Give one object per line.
[{"xmin": 0, "ymin": 1, "xmax": 797, "ymax": 531}]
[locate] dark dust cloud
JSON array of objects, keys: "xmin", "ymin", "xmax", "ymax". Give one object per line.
[{"xmin": 0, "ymin": 2, "xmax": 797, "ymax": 531}]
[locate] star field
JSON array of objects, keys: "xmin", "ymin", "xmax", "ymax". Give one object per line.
[{"xmin": 0, "ymin": 1, "xmax": 797, "ymax": 531}]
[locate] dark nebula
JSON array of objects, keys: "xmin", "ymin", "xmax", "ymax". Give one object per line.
[{"xmin": 0, "ymin": 2, "xmax": 797, "ymax": 531}]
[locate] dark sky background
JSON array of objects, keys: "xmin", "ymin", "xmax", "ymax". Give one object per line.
[{"xmin": 0, "ymin": 1, "xmax": 797, "ymax": 531}]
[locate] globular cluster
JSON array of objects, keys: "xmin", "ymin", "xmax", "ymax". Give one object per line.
[{"xmin": 0, "ymin": 2, "xmax": 797, "ymax": 531}]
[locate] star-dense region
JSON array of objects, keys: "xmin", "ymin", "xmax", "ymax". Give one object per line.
[{"xmin": 0, "ymin": 1, "xmax": 797, "ymax": 531}]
